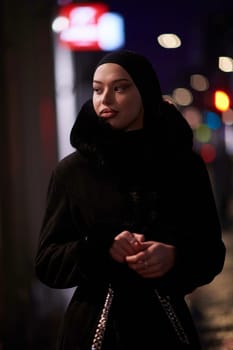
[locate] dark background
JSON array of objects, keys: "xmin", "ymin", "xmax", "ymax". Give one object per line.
[{"xmin": 1, "ymin": 0, "xmax": 233, "ymax": 349}]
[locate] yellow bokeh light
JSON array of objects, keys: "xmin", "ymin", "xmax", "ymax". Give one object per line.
[{"xmin": 214, "ymin": 90, "xmax": 230, "ymax": 112}]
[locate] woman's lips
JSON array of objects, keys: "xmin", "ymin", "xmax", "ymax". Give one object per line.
[{"xmin": 100, "ymin": 109, "xmax": 117, "ymax": 118}]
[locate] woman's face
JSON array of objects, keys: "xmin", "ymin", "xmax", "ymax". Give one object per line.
[{"xmin": 92, "ymin": 63, "xmax": 144, "ymax": 131}]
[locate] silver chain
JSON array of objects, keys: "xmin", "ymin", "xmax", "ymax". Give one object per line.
[
  {"xmin": 91, "ymin": 286, "xmax": 114, "ymax": 350},
  {"xmin": 154, "ymin": 289, "xmax": 190, "ymax": 344},
  {"xmin": 91, "ymin": 285, "xmax": 189, "ymax": 349}
]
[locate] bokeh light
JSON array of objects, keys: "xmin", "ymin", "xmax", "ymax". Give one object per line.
[
  {"xmin": 214, "ymin": 90, "xmax": 230, "ymax": 111},
  {"xmin": 204, "ymin": 111, "xmax": 221, "ymax": 130},
  {"xmin": 219, "ymin": 56, "xmax": 233, "ymax": 72},
  {"xmin": 200, "ymin": 144, "xmax": 216, "ymax": 163},
  {"xmin": 157, "ymin": 33, "xmax": 181, "ymax": 48},
  {"xmin": 182, "ymin": 106, "xmax": 202, "ymax": 129},
  {"xmin": 222, "ymin": 108, "xmax": 233, "ymax": 125},
  {"xmin": 172, "ymin": 88, "xmax": 193, "ymax": 106},
  {"xmin": 195, "ymin": 124, "xmax": 212, "ymax": 143},
  {"xmin": 190, "ymin": 74, "xmax": 209, "ymax": 91}
]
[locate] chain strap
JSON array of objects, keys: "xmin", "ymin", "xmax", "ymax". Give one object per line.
[
  {"xmin": 91, "ymin": 285, "xmax": 189, "ymax": 349},
  {"xmin": 154, "ymin": 289, "xmax": 190, "ymax": 344},
  {"xmin": 91, "ymin": 286, "xmax": 114, "ymax": 350}
]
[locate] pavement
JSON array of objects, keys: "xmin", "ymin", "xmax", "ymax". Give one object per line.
[{"xmin": 187, "ymin": 229, "xmax": 233, "ymax": 350}]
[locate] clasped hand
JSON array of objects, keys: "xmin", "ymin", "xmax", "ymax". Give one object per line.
[{"xmin": 109, "ymin": 230, "xmax": 176, "ymax": 278}]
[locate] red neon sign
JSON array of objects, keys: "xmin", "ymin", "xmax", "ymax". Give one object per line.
[{"xmin": 58, "ymin": 3, "xmax": 109, "ymax": 50}]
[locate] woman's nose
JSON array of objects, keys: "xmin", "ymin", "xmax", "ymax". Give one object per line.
[{"xmin": 102, "ymin": 89, "xmax": 113, "ymax": 104}]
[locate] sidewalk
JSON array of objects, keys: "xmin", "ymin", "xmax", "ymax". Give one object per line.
[{"xmin": 187, "ymin": 229, "xmax": 233, "ymax": 350}]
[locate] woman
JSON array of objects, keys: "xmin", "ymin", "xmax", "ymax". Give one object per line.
[{"xmin": 35, "ymin": 49, "xmax": 226, "ymax": 349}]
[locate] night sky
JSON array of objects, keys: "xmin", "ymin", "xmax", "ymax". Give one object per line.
[{"xmin": 101, "ymin": 0, "xmax": 233, "ymax": 93}]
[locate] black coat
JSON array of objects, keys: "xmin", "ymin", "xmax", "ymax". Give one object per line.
[{"xmin": 35, "ymin": 100, "xmax": 226, "ymax": 350}]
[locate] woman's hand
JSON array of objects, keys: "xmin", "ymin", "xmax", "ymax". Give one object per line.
[
  {"xmin": 109, "ymin": 230, "xmax": 145, "ymax": 263},
  {"xmin": 125, "ymin": 241, "xmax": 176, "ymax": 278}
]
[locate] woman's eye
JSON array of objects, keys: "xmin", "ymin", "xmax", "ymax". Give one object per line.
[
  {"xmin": 114, "ymin": 86, "xmax": 125, "ymax": 92},
  {"xmin": 93, "ymin": 87, "xmax": 101, "ymax": 93}
]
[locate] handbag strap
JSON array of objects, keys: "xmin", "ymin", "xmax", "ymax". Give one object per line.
[
  {"xmin": 91, "ymin": 286, "xmax": 114, "ymax": 350},
  {"xmin": 91, "ymin": 285, "xmax": 190, "ymax": 349},
  {"xmin": 154, "ymin": 289, "xmax": 190, "ymax": 344}
]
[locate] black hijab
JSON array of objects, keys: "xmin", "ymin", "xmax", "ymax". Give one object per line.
[{"xmin": 70, "ymin": 49, "xmax": 193, "ymax": 160}]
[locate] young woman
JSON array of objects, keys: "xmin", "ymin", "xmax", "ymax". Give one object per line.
[{"xmin": 35, "ymin": 49, "xmax": 226, "ymax": 349}]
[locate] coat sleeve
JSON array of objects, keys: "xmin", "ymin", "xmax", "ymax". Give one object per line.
[
  {"xmin": 34, "ymin": 165, "xmax": 113, "ymax": 289},
  {"xmin": 160, "ymin": 152, "xmax": 226, "ymax": 295}
]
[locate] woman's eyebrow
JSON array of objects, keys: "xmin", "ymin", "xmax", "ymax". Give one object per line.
[{"xmin": 93, "ymin": 78, "xmax": 131, "ymax": 84}]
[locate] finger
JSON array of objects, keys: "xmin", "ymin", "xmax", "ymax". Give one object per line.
[
  {"xmin": 126, "ymin": 253, "xmax": 149, "ymax": 273},
  {"xmin": 114, "ymin": 233, "xmax": 134, "ymax": 253},
  {"xmin": 123, "ymin": 235, "xmax": 142, "ymax": 254},
  {"xmin": 116, "ymin": 231, "xmax": 144, "ymax": 254},
  {"xmin": 125, "ymin": 251, "xmax": 145, "ymax": 264},
  {"xmin": 133, "ymin": 233, "xmax": 145, "ymax": 243},
  {"xmin": 134, "ymin": 258, "xmax": 149, "ymax": 272},
  {"xmin": 113, "ymin": 244, "xmax": 129, "ymax": 257},
  {"xmin": 127, "ymin": 259, "xmax": 145, "ymax": 271}
]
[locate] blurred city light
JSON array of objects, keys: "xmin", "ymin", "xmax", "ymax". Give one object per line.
[
  {"xmin": 172, "ymin": 87, "xmax": 193, "ymax": 106},
  {"xmin": 225, "ymin": 125, "xmax": 233, "ymax": 155},
  {"xmin": 157, "ymin": 33, "xmax": 181, "ymax": 48},
  {"xmin": 204, "ymin": 111, "xmax": 221, "ymax": 130},
  {"xmin": 200, "ymin": 143, "xmax": 216, "ymax": 163},
  {"xmin": 190, "ymin": 74, "xmax": 209, "ymax": 91},
  {"xmin": 52, "ymin": 16, "xmax": 69, "ymax": 32},
  {"xmin": 219, "ymin": 56, "xmax": 233, "ymax": 72},
  {"xmin": 222, "ymin": 108, "xmax": 233, "ymax": 125},
  {"xmin": 52, "ymin": 3, "xmax": 125, "ymax": 51},
  {"xmin": 182, "ymin": 106, "xmax": 202, "ymax": 129},
  {"xmin": 163, "ymin": 94, "xmax": 177, "ymax": 106},
  {"xmin": 97, "ymin": 12, "xmax": 125, "ymax": 50},
  {"xmin": 195, "ymin": 124, "xmax": 212, "ymax": 143},
  {"xmin": 53, "ymin": 34, "xmax": 76, "ymax": 159},
  {"xmin": 214, "ymin": 90, "xmax": 230, "ymax": 111}
]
